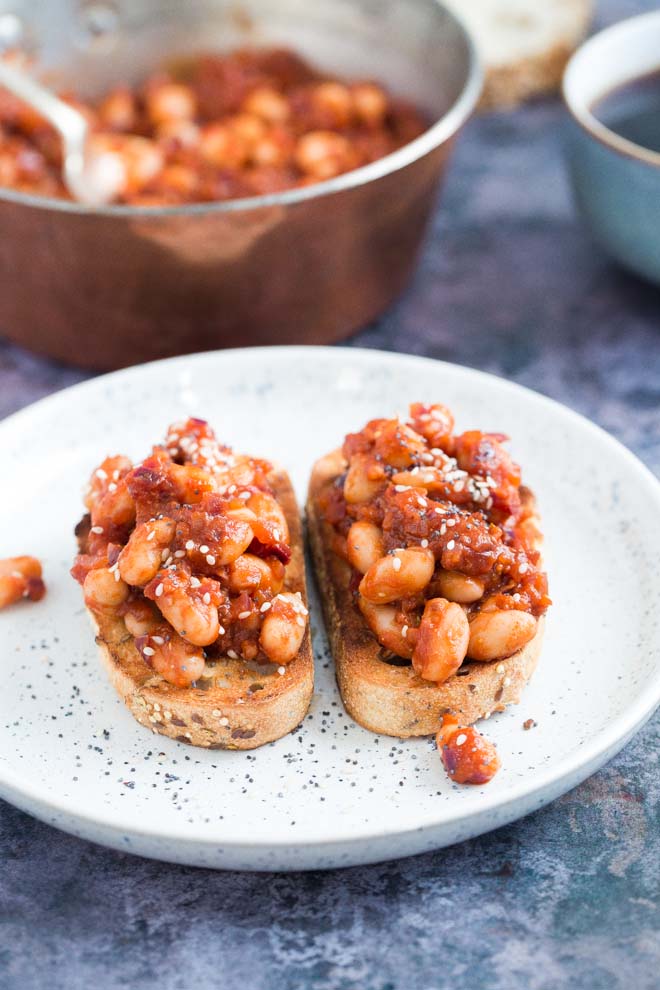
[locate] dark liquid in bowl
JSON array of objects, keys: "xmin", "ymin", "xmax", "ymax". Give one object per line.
[{"xmin": 592, "ymin": 71, "xmax": 660, "ymax": 152}]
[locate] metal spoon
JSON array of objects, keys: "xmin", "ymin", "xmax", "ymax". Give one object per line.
[{"xmin": 0, "ymin": 58, "xmax": 121, "ymax": 206}]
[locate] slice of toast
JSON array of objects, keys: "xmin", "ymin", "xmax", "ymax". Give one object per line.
[
  {"xmin": 84, "ymin": 469, "xmax": 314, "ymax": 750},
  {"xmin": 306, "ymin": 450, "xmax": 544, "ymax": 738},
  {"xmin": 445, "ymin": 0, "xmax": 593, "ymax": 110}
]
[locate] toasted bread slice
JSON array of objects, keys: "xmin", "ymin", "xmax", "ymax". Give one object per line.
[
  {"xmin": 307, "ymin": 450, "xmax": 544, "ymax": 738},
  {"xmin": 84, "ymin": 469, "xmax": 313, "ymax": 750},
  {"xmin": 445, "ymin": 0, "xmax": 593, "ymax": 109}
]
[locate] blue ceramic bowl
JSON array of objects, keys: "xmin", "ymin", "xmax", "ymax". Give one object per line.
[{"xmin": 563, "ymin": 11, "xmax": 660, "ymax": 285}]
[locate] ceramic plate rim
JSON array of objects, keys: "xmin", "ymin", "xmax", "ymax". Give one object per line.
[{"xmin": 1, "ymin": 345, "xmax": 659, "ymax": 852}]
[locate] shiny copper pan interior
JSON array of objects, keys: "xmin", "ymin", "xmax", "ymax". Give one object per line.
[{"xmin": 0, "ymin": 0, "xmax": 481, "ymax": 369}]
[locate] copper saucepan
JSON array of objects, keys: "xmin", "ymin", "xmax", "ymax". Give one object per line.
[{"xmin": 0, "ymin": 0, "xmax": 481, "ymax": 369}]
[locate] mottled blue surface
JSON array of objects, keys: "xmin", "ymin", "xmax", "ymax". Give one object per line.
[{"xmin": 1, "ymin": 1, "xmax": 659, "ymax": 987}]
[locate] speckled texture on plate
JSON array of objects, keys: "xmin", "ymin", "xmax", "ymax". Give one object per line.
[{"xmin": 0, "ymin": 0, "xmax": 659, "ymax": 985}]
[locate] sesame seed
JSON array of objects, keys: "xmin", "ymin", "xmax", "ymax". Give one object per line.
[
  {"xmin": 402, "ymin": 625, "xmax": 408, "ymax": 638},
  {"xmin": 217, "ymin": 625, "xmax": 225, "ymax": 635},
  {"xmin": 190, "ymin": 576, "xmax": 201, "ymax": 588},
  {"xmin": 164, "ymin": 710, "xmax": 172, "ymax": 720},
  {"xmin": 95, "ymin": 468, "xmax": 108, "ymax": 480},
  {"xmin": 296, "ymin": 617, "xmax": 305, "ymax": 627},
  {"xmin": 199, "ymin": 544, "xmax": 209, "ymax": 554},
  {"xmin": 155, "ymin": 584, "xmax": 164, "ymax": 598},
  {"xmin": 519, "ymin": 562, "xmax": 528, "ymax": 574},
  {"xmin": 446, "ymin": 518, "xmax": 456, "ymax": 527},
  {"xmin": 238, "ymin": 610, "xmax": 251, "ymax": 620},
  {"xmin": 446, "ymin": 540, "xmax": 455, "ymax": 551},
  {"xmin": 185, "ymin": 540, "xmax": 195, "ymax": 550},
  {"xmin": 114, "ymin": 570, "xmax": 121, "ymax": 582},
  {"xmin": 278, "ymin": 666, "xmax": 286, "ymax": 676},
  {"xmin": 152, "ymin": 636, "xmax": 165, "ymax": 645},
  {"xmin": 420, "ymin": 539, "xmax": 429, "ymax": 548},
  {"xmin": 219, "ymin": 716, "xmax": 230, "ymax": 726},
  {"xmin": 91, "ymin": 525, "xmax": 104, "ymax": 535},
  {"xmin": 238, "ymin": 491, "xmax": 251, "ymax": 500},
  {"xmin": 206, "ymin": 554, "xmax": 216, "ymax": 566},
  {"xmin": 394, "ymin": 485, "xmax": 410, "ymax": 493},
  {"xmin": 416, "ymin": 497, "xmax": 427, "ymax": 508},
  {"xmin": 161, "ymin": 548, "xmax": 169, "ymax": 560},
  {"xmin": 434, "ymin": 507, "xmax": 443, "ymax": 515},
  {"xmin": 146, "ymin": 530, "xmax": 156, "ymax": 542},
  {"xmin": 392, "ymin": 556, "xmax": 402, "ymax": 572},
  {"xmin": 504, "ymin": 677, "xmax": 511, "ymax": 687},
  {"xmin": 108, "ymin": 482, "xmax": 117, "ymax": 493},
  {"xmin": 212, "ymin": 709, "xmax": 222, "ymax": 717},
  {"xmin": 454, "ymin": 481, "xmax": 465, "ymax": 493},
  {"xmin": 260, "ymin": 602, "xmax": 272, "ymax": 613},
  {"xmin": 142, "ymin": 646, "xmax": 155, "ymax": 657},
  {"xmin": 227, "ymin": 649, "xmax": 238, "ymax": 659},
  {"xmin": 273, "ymin": 529, "xmax": 281, "ymax": 541},
  {"xmin": 455, "ymin": 733, "xmax": 467, "ymax": 746},
  {"xmin": 496, "ymin": 663, "xmax": 505, "ymax": 673},
  {"xmin": 174, "ymin": 550, "xmax": 186, "ymax": 558},
  {"xmin": 203, "ymin": 592, "xmax": 211, "ymax": 605}
]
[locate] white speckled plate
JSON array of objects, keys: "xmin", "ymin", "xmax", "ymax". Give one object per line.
[{"xmin": 1, "ymin": 347, "xmax": 659, "ymax": 871}]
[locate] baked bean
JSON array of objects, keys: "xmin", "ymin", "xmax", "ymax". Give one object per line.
[
  {"xmin": 246, "ymin": 491, "xmax": 289, "ymax": 546},
  {"xmin": 0, "ymin": 556, "xmax": 45, "ymax": 608},
  {"xmin": 358, "ymin": 596, "xmax": 413, "ymax": 659},
  {"xmin": 359, "ymin": 547, "xmax": 435, "ymax": 604},
  {"xmin": 145, "ymin": 81, "xmax": 197, "ymax": 125},
  {"xmin": 435, "ymin": 570, "xmax": 485, "ymax": 604},
  {"xmin": 118, "ymin": 517, "xmax": 176, "ymax": 587},
  {"xmin": 147, "ymin": 569, "xmax": 220, "ymax": 646},
  {"xmin": 346, "ymin": 521, "xmax": 384, "ymax": 574},
  {"xmin": 98, "ymin": 86, "xmax": 138, "ymax": 132},
  {"xmin": 156, "ymin": 118, "xmax": 200, "ymax": 149},
  {"xmin": 123, "ymin": 597, "xmax": 161, "ymax": 637},
  {"xmin": 294, "ymin": 130, "xmax": 354, "ymax": 179},
  {"xmin": 242, "ymin": 86, "xmax": 290, "ymax": 123},
  {"xmin": 227, "ymin": 553, "xmax": 277, "ymax": 593},
  {"xmin": 310, "ymin": 82, "xmax": 353, "ymax": 127},
  {"xmin": 84, "ymin": 566, "xmax": 130, "ymax": 612},
  {"xmin": 412, "ymin": 597, "xmax": 469, "ymax": 682},
  {"xmin": 343, "ymin": 453, "xmax": 384, "ymax": 505},
  {"xmin": 259, "ymin": 592, "xmax": 306, "ymax": 664},
  {"xmin": 351, "ymin": 83, "xmax": 388, "ymax": 127},
  {"xmin": 137, "ymin": 627, "xmax": 205, "ymax": 687},
  {"xmin": 467, "ymin": 608, "xmax": 537, "ymax": 661},
  {"xmin": 199, "ymin": 122, "xmax": 249, "ymax": 168},
  {"xmin": 437, "ymin": 714, "xmax": 501, "ymax": 785}
]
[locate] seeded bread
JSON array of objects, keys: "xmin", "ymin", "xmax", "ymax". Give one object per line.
[
  {"xmin": 445, "ymin": 0, "xmax": 593, "ymax": 109},
  {"xmin": 306, "ymin": 449, "xmax": 544, "ymax": 738},
  {"xmin": 82, "ymin": 469, "xmax": 314, "ymax": 750}
]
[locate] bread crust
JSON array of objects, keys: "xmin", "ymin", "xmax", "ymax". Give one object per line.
[
  {"xmin": 306, "ymin": 450, "xmax": 544, "ymax": 738},
  {"xmin": 85, "ymin": 469, "xmax": 314, "ymax": 750}
]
